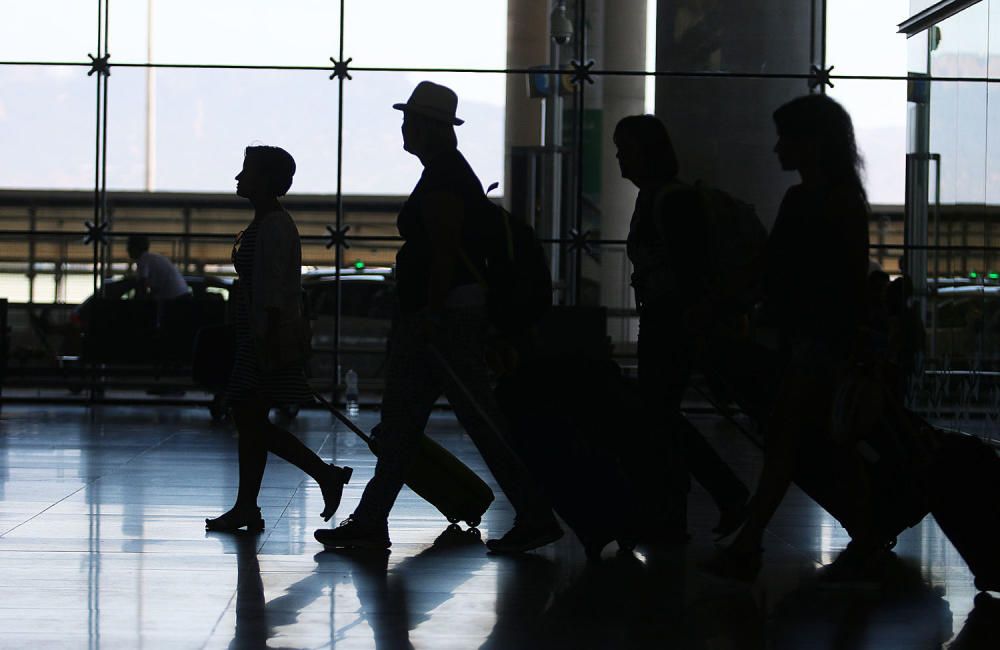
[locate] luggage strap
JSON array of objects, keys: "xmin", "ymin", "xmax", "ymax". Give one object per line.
[{"xmin": 313, "ymin": 391, "xmax": 373, "ymax": 445}]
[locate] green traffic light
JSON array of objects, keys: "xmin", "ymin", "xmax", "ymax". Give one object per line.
[
  {"xmin": 970, "ymin": 272, "xmax": 979, "ymax": 279},
  {"xmin": 354, "ymin": 260, "xmax": 365, "ymax": 270}
]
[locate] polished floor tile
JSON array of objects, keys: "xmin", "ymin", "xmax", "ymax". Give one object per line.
[{"xmin": 0, "ymin": 404, "xmax": 997, "ymax": 649}]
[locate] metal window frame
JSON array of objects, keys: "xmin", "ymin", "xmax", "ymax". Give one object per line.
[{"xmin": 898, "ymin": 0, "xmax": 985, "ymax": 37}]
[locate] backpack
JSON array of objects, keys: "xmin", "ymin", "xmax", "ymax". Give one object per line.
[
  {"xmin": 658, "ymin": 181, "xmax": 766, "ymax": 309},
  {"xmin": 463, "ymin": 189, "xmax": 552, "ymax": 336}
]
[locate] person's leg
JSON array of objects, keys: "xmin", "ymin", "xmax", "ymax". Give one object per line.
[
  {"xmin": 638, "ymin": 311, "xmax": 747, "ymax": 532},
  {"xmin": 232, "ymin": 400, "xmax": 270, "ymax": 510},
  {"xmin": 435, "ymin": 308, "xmax": 553, "ymax": 525},
  {"xmin": 205, "ymin": 400, "xmax": 268, "ymax": 530},
  {"xmin": 664, "ymin": 342, "xmax": 748, "ymax": 515},
  {"xmin": 261, "ymin": 415, "xmax": 352, "ymax": 521},
  {"xmin": 725, "ymin": 366, "xmax": 825, "ymax": 555},
  {"xmin": 350, "ymin": 314, "xmax": 441, "ymax": 526}
]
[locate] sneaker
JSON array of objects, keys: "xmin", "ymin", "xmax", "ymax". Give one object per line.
[
  {"xmin": 314, "ymin": 515, "xmax": 391, "ymax": 550},
  {"xmin": 816, "ymin": 542, "xmax": 891, "ymax": 589},
  {"xmin": 485, "ymin": 519, "xmax": 563, "ymax": 554}
]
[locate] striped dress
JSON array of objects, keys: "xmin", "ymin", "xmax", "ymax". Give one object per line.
[{"xmin": 225, "ymin": 218, "xmax": 313, "ymax": 406}]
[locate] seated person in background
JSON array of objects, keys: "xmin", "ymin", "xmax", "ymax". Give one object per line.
[{"xmin": 126, "ymin": 234, "xmax": 190, "ymax": 301}]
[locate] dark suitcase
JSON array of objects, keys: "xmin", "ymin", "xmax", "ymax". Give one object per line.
[
  {"xmin": 928, "ymin": 432, "xmax": 1000, "ymax": 592},
  {"xmin": 313, "ymin": 392, "xmax": 495, "ymax": 527},
  {"xmin": 703, "ymin": 341, "xmax": 930, "ymax": 548},
  {"xmin": 496, "ymin": 356, "xmax": 685, "ymax": 559}
]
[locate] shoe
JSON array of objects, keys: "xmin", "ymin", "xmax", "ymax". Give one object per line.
[
  {"xmin": 699, "ymin": 546, "xmax": 763, "ymax": 583},
  {"xmin": 485, "ymin": 519, "xmax": 563, "ymax": 554},
  {"xmin": 713, "ymin": 498, "xmax": 749, "ymax": 540},
  {"xmin": 314, "ymin": 515, "xmax": 391, "ymax": 550},
  {"xmin": 816, "ymin": 541, "xmax": 891, "ymax": 589},
  {"xmin": 320, "ymin": 464, "xmax": 353, "ymax": 521},
  {"xmin": 205, "ymin": 506, "xmax": 264, "ymax": 532}
]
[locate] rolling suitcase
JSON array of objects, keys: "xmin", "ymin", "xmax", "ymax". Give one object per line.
[
  {"xmin": 495, "ymin": 356, "xmax": 685, "ymax": 559},
  {"xmin": 700, "ymin": 343, "xmax": 930, "ymax": 549},
  {"xmin": 927, "ymin": 432, "xmax": 1000, "ymax": 592},
  {"xmin": 313, "ymin": 392, "xmax": 494, "ymax": 528}
]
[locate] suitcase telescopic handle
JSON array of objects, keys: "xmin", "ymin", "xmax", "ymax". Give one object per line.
[{"xmin": 313, "ymin": 391, "xmax": 374, "ymax": 446}]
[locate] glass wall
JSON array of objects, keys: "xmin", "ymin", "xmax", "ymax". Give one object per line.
[
  {"xmin": 3, "ymin": 0, "xmax": 979, "ymax": 406},
  {"xmin": 905, "ymin": 0, "xmax": 1000, "ymax": 429}
]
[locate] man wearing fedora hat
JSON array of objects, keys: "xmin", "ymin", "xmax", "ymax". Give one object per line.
[{"xmin": 315, "ymin": 81, "xmax": 561, "ymax": 554}]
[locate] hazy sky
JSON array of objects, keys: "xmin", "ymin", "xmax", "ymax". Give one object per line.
[{"xmin": 0, "ymin": 0, "xmax": 944, "ymax": 204}]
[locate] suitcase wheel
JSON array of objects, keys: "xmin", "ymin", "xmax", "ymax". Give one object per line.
[
  {"xmin": 466, "ymin": 517, "xmax": 481, "ymax": 528},
  {"xmin": 467, "ymin": 527, "xmax": 481, "ymax": 539},
  {"xmin": 447, "ymin": 516, "xmax": 460, "ymax": 524}
]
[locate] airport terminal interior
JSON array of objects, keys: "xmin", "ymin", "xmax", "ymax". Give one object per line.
[{"xmin": 3, "ymin": 1, "xmax": 1000, "ymax": 648}]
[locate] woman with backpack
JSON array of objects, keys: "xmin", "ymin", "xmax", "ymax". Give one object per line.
[{"xmin": 615, "ymin": 114, "xmax": 751, "ymax": 542}]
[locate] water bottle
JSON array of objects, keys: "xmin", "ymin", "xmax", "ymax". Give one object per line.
[{"xmin": 345, "ymin": 368, "xmax": 359, "ymax": 417}]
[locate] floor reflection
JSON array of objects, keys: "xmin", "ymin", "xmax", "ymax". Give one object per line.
[{"xmin": 1, "ymin": 406, "xmax": 997, "ymax": 648}]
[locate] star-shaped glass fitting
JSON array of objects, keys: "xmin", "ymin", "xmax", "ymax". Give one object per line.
[
  {"xmin": 325, "ymin": 224, "xmax": 352, "ymax": 250},
  {"xmin": 83, "ymin": 220, "xmax": 109, "ymax": 246},
  {"xmin": 569, "ymin": 59, "xmax": 595, "ymax": 85},
  {"xmin": 808, "ymin": 64, "xmax": 835, "ymax": 90},
  {"xmin": 568, "ymin": 227, "xmax": 593, "ymax": 254},
  {"xmin": 87, "ymin": 53, "xmax": 111, "ymax": 77},
  {"xmin": 329, "ymin": 57, "xmax": 353, "ymax": 81}
]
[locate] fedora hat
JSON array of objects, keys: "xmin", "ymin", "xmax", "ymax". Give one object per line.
[{"xmin": 393, "ymin": 81, "xmax": 464, "ymax": 126}]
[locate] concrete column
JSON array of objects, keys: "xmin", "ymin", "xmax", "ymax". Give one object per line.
[
  {"xmin": 655, "ymin": 0, "xmax": 814, "ymax": 229},
  {"xmin": 504, "ymin": 0, "xmax": 548, "ymax": 203},
  {"xmin": 599, "ymin": 0, "xmax": 647, "ymax": 332}
]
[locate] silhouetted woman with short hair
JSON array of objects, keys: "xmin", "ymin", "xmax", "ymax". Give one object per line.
[
  {"xmin": 705, "ymin": 94, "xmax": 871, "ymax": 580},
  {"xmin": 205, "ymin": 145, "xmax": 351, "ymax": 532}
]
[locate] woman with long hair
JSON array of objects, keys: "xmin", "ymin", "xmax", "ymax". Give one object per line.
[
  {"xmin": 706, "ymin": 94, "xmax": 872, "ymax": 580},
  {"xmin": 205, "ymin": 145, "xmax": 352, "ymax": 532}
]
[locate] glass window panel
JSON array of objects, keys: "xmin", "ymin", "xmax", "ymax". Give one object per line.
[
  {"xmin": 0, "ymin": 273, "xmax": 29, "ymax": 302},
  {"xmin": 830, "ymin": 79, "xmax": 909, "ymax": 205},
  {"xmin": 987, "ymin": 1, "xmax": 1000, "ymax": 204},
  {"xmin": 929, "ymin": 4, "xmax": 989, "ymax": 205},
  {"xmin": 110, "ymin": 0, "xmax": 340, "ymax": 67},
  {"xmin": 0, "ymin": 1, "xmax": 95, "ymax": 63},
  {"xmin": 656, "ymin": 76, "xmax": 810, "ymax": 228},
  {"xmin": 656, "ymin": 0, "xmax": 811, "ymax": 75},
  {"xmin": 107, "ymin": 67, "xmax": 340, "ymax": 193},
  {"xmin": 0, "ymin": 66, "xmax": 96, "ymax": 190},
  {"xmin": 65, "ymin": 273, "xmax": 96, "ymax": 304},
  {"xmin": 344, "ymin": 2, "xmax": 507, "ymax": 70},
  {"xmin": 341, "ymin": 72, "xmax": 506, "ymax": 196},
  {"xmin": 827, "ymin": 0, "xmax": 910, "ymax": 77}
]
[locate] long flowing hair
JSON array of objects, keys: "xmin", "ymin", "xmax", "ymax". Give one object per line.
[{"xmin": 773, "ymin": 94, "xmax": 867, "ymax": 206}]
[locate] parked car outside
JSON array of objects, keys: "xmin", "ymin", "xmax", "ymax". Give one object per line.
[
  {"xmin": 62, "ymin": 274, "xmax": 232, "ymax": 363},
  {"xmin": 302, "ymin": 267, "xmax": 396, "ymax": 383},
  {"xmin": 927, "ymin": 285, "xmax": 1000, "ymax": 367}
]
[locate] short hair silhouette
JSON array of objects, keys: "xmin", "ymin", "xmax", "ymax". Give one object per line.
[
  {"xmin": 773, "ymin": 94, "xmax": 866, "ymax": 201},
  {"xmin": 244, "ymin": 145, "xmax": 296, "ymax": 197},
  {"xmin": 127, "ymin": 234, "xmax": 150, "ymax": 256},
  {"xmin": 613, "ymin": 114, "xmax": 679, "ymax": 181}
]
